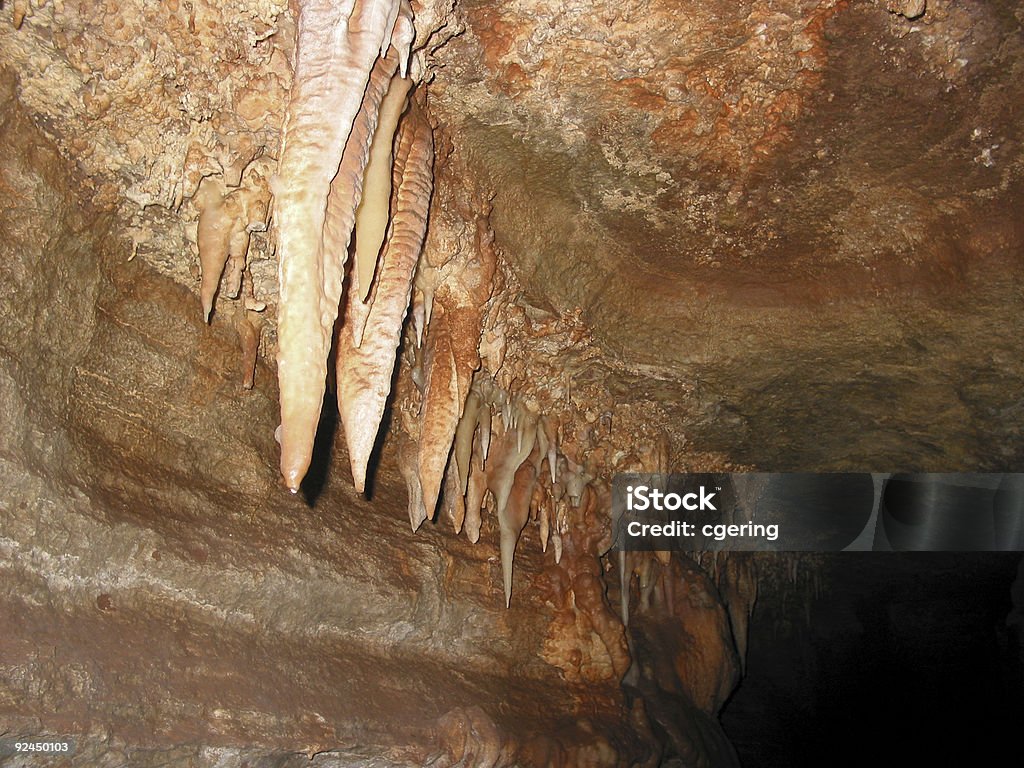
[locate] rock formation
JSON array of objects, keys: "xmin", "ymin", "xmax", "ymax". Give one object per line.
[{"xmin": 2, "ymin": 0, "xmax": 1024, "ymax": 765}]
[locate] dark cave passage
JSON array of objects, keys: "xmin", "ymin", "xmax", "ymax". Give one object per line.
[{"xmin": 721, "ymin": 554, "xmax": 1024, "ymax": 767}]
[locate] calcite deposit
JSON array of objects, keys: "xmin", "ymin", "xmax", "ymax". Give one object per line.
[{"xmin": 2, "ymin": 0, "xmax": 1024, "ymax": 765}]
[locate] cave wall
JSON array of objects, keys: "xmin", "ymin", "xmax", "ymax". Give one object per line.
[{"xmin": 0, "ymin": 77, "xmax": 640, "ymax": 765}]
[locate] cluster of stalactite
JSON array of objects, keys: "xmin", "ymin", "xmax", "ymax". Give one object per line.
[
  {"xmin": 190, "ymin": 0, "xmax": 432, "ymax": 414},
  {"xmin": 265, "ymin": 0, "xmax": 432, "ymax": 496},
  {"xmin": 202, "ymin": 0, "xmax": 632, "ymax": 611},
  {"xmin": 192, "ymin": 155, "xmax": 274, "ymax": 388},
  {"xmin": 393, "ymin": 198, "xmax": 616, "ymax": 608},
  {"xmin": 254, "ymin": 0, "xmax": 768, "ymax": 639},
  {"xmin": 423, "ymin": 373, "xmax": 596, "ymax": 607}
]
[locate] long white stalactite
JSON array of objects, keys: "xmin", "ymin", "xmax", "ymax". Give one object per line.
[
  {"xmin": 353, "ymin": 71, "xmax": 414, "ymax": 305},
  {"xmin": 337, "ymin": 100, "xmax": 434, "ymax": 495},
  {"xmin": 274, "ymin": 0, "xmax": 413, "ymax": 492}
]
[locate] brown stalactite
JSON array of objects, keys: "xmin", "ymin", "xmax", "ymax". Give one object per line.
[
  {"xmin": 336, "ymin": 98, "xmax": 433, "ymax": 493},
  {"xmin": 235, "ymin": 312, "xmax": 261, "ymax": 390}
]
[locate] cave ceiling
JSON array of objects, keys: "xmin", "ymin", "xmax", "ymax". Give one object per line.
[{"xmin": 4, "ymin": 0, "xmax": 1022, "ymax": 475}]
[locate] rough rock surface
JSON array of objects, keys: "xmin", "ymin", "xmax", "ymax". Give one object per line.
[
  {"xmin": 0, "ymin": 80, "xmax": 634, "ymax": 764},
  {"xmin": 431, "ymin": 0, "xmax": 1024, "ymax": 469},
  {"xmin": 2, "ymin": 0, "xmax": 1024, "ymax": 765}
]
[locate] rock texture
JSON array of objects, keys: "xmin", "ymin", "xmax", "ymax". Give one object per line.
[
  {"xmin": 431, "ymin": 0, "xmax": 1024, "ymax": 469},
  {"xmin": 0, "ymin": 80, "xmax": 639, "ymax": 765},
  {"xmin": 2, "ymin": 0, "xmax": 1024, "ymax": 766}
]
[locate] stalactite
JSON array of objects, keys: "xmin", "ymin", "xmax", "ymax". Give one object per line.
[
  {"xmin": 267, "ymin": 8, "xmax": 686, "ymax": 614},
  {"xmin": 464, "ymin": 448, "xmax": 487, "ymax": 544},
  {"xmin": 529, "ymin": 481, "xmax": 546, "ymax": 525},
  {"xmin": 236, "ymin": 313, "xmax": 261, "ymax": 390},
  {"xmin": 442, "ymin": 459, "xmax": 467, "ymax": 534},
  {"xmin": 196, "ymin": 179, "xmax": 233, "ymax": 323},
  {"xmin": 424, "ymin": 355, "xmax": 614, "ymax": 605},
  {"xmin": 274, "ymin": 0, "xmax": 414, "ymax": 492},
  {"xmin": 454, "ymin": 390, "xmax": 482, "ymax": 495},
  {"xmin": 398, "ymin": 198, "xmax": 496, "ymax": 528},
  {"xmin": 410, "ymin": 288, "xmax": 426, "ymax": 347},
  {"xmin": 479, "ymin": 398, "xmax": 493, "ymax": 461},
  {"xmin": 487, "ymin": 415, "xmax": 538, "ymax": 527},
  {"xmin": 638, "ymin": 556, "xmax": 658, "ymax": 612},
  {"xmin": 353, "ymin": 72, "xmax": 414, "ymax": 303},
  {"xmin": 336, "ymin": 100, "xmax": 433, "ymax": 493},
  {"xmin": 322, "ymin": 49, "xmax": 400, "ymax": 309},
  {"xmin": 221, "ymin": 221, "xmax": 250, "ymax": 303},
  {"xmin": 416, "ymin": 304, "xmax": 466, "ymax": 524},
  {"xmin": 533, "ymin": 422, "xmax": 549, "ymax": 476},
  {"xmin": 539, "ymin": 494, "xmax": 551, "ymax": 552},
  {"xmin": 397, "ymin": 431, "xmax": 427, "ymax": 531},
  {"xmin": 542, "ymin": 417, "xmax": 558, "ymax": 483},
  {"xmin": 499, "ymin": 461, "xmax": 537, "ymax": 606}
]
